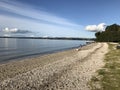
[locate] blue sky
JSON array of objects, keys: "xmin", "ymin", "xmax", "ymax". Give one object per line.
[{"xmin": 0, "ymin": 0, "xmax": 120, "ymax": 38}]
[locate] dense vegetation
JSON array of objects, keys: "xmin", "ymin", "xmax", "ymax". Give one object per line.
[{"xmin": 95, "ymin": 24, "xmax": 120, "ymax": 42}]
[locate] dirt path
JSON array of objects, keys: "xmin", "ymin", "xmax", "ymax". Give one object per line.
[{"xmin": 0, "ymin": 43, "xmax": 108, "ymax": 90}]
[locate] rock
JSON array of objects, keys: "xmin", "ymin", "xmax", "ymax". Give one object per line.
[{"xmin": 116, "ymin": 45, "xmax": 120, "ymax": 49}]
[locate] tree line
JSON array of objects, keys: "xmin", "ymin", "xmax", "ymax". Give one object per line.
[{"xmin": 95, "ymin": 24, "xmax": 120, "ymax": 42}]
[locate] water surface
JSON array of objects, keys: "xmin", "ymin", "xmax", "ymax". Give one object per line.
[{"xmin": 0, "ymin": 38, "xmax": 86, "ymax": 63}]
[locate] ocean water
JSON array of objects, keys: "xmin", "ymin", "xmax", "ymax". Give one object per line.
[{"xmin": 0, "ymin": 38, "xmax": 86, "ymax": 63}]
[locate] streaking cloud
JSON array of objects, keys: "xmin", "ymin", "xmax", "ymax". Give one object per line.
[
  {"xmin": 0, "ymin": 0, "xmax": 79, "ymax": 27},
  {"xmin": 0, "ymin": 0, "xmax": 94, "ymax": 38},
  {"xmin": 0, "ymin": 14, "xmax": 92, "ymax": 37}
]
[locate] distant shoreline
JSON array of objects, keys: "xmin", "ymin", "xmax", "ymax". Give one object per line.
[{"xmin": 0, "ymin": 36, "xmax": 95, "ymax": 41}]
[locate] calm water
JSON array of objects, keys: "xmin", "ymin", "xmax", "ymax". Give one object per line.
[{"xmin": 0, "ymin": 38, "xmax": 86, "ymax": 63}]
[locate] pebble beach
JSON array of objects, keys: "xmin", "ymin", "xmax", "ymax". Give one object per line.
[{"xmin": 0, "ymin": 43, "xmax": 108, "ymax": 90}]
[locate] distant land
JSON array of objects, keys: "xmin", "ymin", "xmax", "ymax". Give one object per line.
[{"xmin": 0, "ymin": 36, "xmax": 95, "ymax": 41}]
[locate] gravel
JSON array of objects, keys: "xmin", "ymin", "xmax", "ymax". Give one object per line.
[{"xmin": 0, "ymin": 43, "xmax": 108, "ymax": 90}]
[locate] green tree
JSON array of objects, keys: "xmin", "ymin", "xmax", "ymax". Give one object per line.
[{"xmin": 95, "ymin": 24, "xmax": 120, "ymax": 42}]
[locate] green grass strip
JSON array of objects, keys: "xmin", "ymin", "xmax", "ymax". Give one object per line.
[{"xmin": 90, "ymin": 43, "xmax": 120, "ymax": 90}]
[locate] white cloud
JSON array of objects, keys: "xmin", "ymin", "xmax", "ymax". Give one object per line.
[
  {"xmin": 85, "ymin": 23, "xmax": 106, "ymax": 32},
  {"xmin": 2, "ymin": 27, "xmax": 31, "ymax": 34},
  {"xmin": 3, "ymin": 27, "xmax": 18, "ymax": 33}
]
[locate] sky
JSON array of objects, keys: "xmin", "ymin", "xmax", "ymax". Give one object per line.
[{"xmin": 0, "ymin": 0, "xmax": 120, "ymax": 38}]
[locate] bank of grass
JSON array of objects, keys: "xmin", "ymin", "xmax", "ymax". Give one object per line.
[{"xmin": 90, "ymin": 43, "xmax": 120, "ymax": 90}]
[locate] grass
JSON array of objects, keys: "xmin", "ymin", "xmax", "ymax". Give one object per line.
[{"xmin": 90, "ymin": 43, "xmax": 120, "ymax": 90}]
